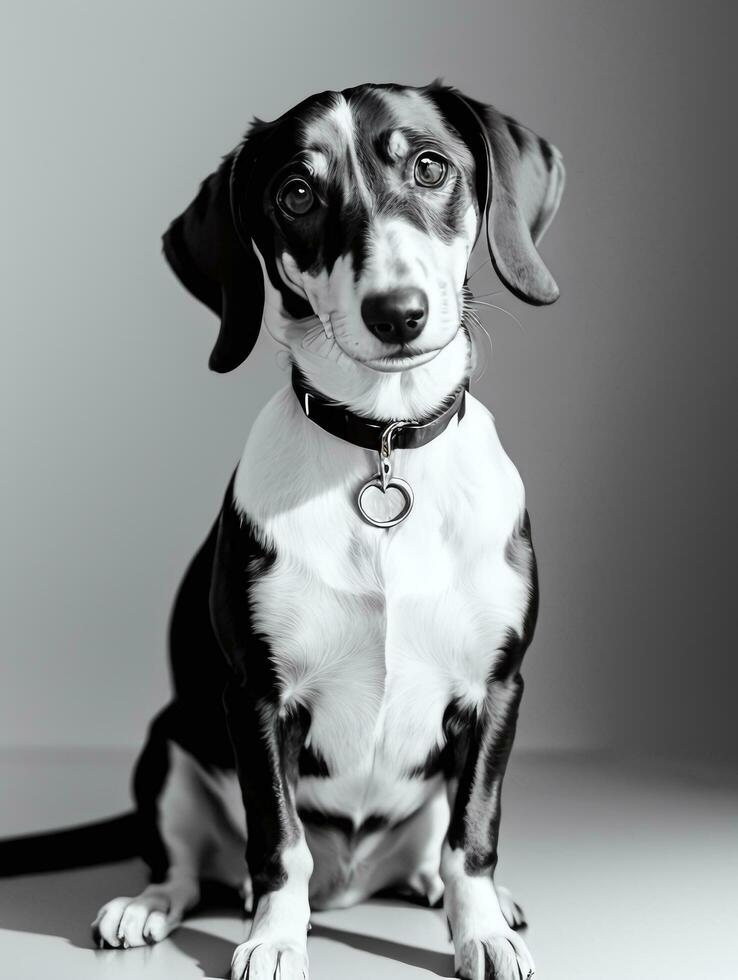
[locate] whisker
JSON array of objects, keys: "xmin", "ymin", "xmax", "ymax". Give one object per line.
[{"xmin": 466, "ymin": 299, "xmax": 525, "ymax": 334}]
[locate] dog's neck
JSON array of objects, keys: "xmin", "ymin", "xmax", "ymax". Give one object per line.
[{"xmin": 289, "ymin": 327, "xmax": 472, "ymax": 421}]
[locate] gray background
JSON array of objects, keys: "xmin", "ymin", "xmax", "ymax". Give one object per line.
[{"xmin": 2, "ymin": 0, "xmax": 735, "ymax": 761}]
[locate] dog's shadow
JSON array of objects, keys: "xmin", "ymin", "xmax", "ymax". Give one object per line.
[
  {"xmin": 0, "ymin": 861, "xmax": 455, "ymax": 978},
  {"xmin": 309, "ymin": 919, "xmax": 455, "ymax": 976},
  {"xmin": 0, "ymin": 861, "xmax": 237, "ymax": 977}
]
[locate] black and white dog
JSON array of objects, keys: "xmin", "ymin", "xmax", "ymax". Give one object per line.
[{"xmin": 8, "ymin": 82, "xmax": 565, "ymax": 980}]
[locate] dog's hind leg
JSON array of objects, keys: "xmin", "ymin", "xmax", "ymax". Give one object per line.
[
  {"xmin": 92, "ymin": 740, "xmax": 241, "ymax": 948},
  {"xmin": 93, "ymin": 520, "xmax": 246, "ymax": 950}
]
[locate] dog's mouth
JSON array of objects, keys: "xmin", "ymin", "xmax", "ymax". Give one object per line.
[
  {"xmin": 362, "ymin": 347, "xmax": 443, "ymax": 373},
  {"xmin": 292, "ymin": 304, "xmax": 462, "ymax": 375}
]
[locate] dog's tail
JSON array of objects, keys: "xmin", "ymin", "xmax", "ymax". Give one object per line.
[{"xmin": 0, "ymin": 812, "xmax": 139, "ymax": 877}]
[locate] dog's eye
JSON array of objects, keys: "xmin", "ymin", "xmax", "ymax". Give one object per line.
[
  {"xmin": 277, "ymin": 177, "xmax": 315, "ymax": 217},
  {"xmin": 414, "ymin": 152, "xmax": 448, "ymax": 188}
]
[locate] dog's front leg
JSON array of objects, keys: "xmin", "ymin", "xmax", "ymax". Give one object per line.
[
  {"xmin": 442, "ymin": 671, "xmax": 535, "ymax": 980},
  {"xmin": 223, "ymin": 680, "xmax": 312, "ymax": 980},
  {"xmin": 211, "ymin": 497, "xmax": 313, "ymax": 980}
]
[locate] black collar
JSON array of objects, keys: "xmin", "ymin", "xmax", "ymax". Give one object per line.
[{"xmin": 291, "ymin": 366, "xmax": 468, "ymax": 452}]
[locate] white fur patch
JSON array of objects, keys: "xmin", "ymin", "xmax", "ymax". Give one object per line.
[
  {"xmin": 158, "ymin": 741, "xmax": 246, "ymax": 885},
  {"xmin": 441, "ymin": 842, "xmax": 509, "ymax": 937},
  {"xmin": 387, "ymin": 129, "xmax": 410, "ymax": 161},
  {"xmin": 302, "ymin": 96, "xmax": 372, "ymax": 207},
  {"xmin": 441, "ymin": 841, "xmax": 535, "ymax": 978},
  {"xmin": 233, "ymin": 388, "xmax": 528, "ymax": 834},
  {"xmin": 231, "ymin": 838, "xmax": 312, "ymax": 980}
]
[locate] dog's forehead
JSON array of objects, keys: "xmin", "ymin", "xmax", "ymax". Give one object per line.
[
  {"xmin": 296, "ymin": 86, "xmax": 467, "ymax": 173},
  {"xmin": 365, "ymin": 86, "xmax": 458, "ymax": 141}
]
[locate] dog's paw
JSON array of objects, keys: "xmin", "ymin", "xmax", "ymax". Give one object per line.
[
  {"xmin": 231, "ymin": 940, "xmax": 308, "ymax": 980},
  {"xmin": 454, "ymin": 930, "xmax": 535, "ymax": 980},
  {"xmin": 91, "ymin": 882, "xmax": 197, "ymax": 949},
  {"xmin": 496, "ymin": 885, "xmax": 527, "ymax": 931},
  {"xmin": 92, "ymin": 894, "xmax": 176, "ymax": 948}
]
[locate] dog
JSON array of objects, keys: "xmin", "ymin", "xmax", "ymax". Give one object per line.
[{"xmin": 2, "ymin": 82, "xmax": 564, "ymax": 980}]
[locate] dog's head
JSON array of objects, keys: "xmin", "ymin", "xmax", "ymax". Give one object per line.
[{"xmin": 163, "ymin": 82, "xmax": 564, "ymax": 398}]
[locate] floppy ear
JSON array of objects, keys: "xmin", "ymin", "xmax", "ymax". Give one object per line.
[
  {"xmin": 162, "ymin": 139, "xmax": 265, "ymax": 373},
  {"xmin": 429, "ymin": 85, "xmax": 565, "ymax": 305}
]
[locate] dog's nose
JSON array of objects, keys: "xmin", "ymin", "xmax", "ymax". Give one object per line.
[{"xmin": 361, "ymin": 288, "xmax": 429, "ymax": 344}]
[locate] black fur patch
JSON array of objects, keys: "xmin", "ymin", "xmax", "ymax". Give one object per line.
[
  {"xmin": 298, "ymin": 743, "xmax": 331, "ymax": 777},
  {"xmin": 538, "ymin": 136, "xmax": 554, "ymax": 171},
  {"xmin": 504, "ymin": 114, "xmax": 526, "ymax": 153},
  {"xmin": 444, "ymin": 510, "xmax": 538, "ymax": 875},
  {"xmin": 298, "ymin": 808, "xmax": 390, "ymax": 843},
  {"xmin": 132, "ymin": 518, "xmax": 245, "ymax": 881},
  {"xmin": 407, "ymin": 741, "xmax": 448, "ymax": 779}
]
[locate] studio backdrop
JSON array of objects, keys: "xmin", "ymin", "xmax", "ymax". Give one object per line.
[{"xmin": 2, "ymin": 0, "xmax": 735, "ymax": 765}]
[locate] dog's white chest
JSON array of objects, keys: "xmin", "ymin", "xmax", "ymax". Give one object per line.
[{"xmin": 234, "ymin": 386, "xmax": 528, "ymax": 791}]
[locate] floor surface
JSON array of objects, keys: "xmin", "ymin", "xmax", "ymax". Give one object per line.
[{"xmin": 0, "ymin": 749, "xmax": 735, "ymax": 979}]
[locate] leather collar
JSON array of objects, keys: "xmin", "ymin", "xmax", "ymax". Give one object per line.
[{"xmin": 291, "ymin": 365, "xmax": 468, "ymax": 452}]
